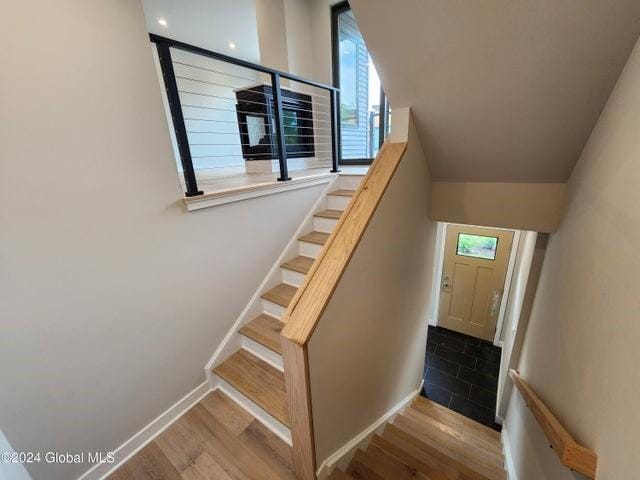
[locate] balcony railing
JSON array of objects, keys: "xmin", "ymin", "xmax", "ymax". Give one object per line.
[{"xmin": 149, "ymin": 34, "xmax": 340, "ymax": 197}]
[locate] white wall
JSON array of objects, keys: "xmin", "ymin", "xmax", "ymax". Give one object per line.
[
  {"xmin": 308, "ymin": 110, "xmax": 437, "ymax": 466},
  {"xmin": 503, "ymin": 34, "xmax": 640, "ymax": 480},
  {"xmin": 0, "ymin": 2, "xmax": 326, "ymax": 479}
]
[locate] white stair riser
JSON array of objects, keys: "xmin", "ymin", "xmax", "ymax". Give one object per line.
[
  {"xmin": 239, "ymin": 336, "xmax": 283, "ymax": 371},
  {"xmin": 339, "ymin": 175, "xmax": 365, "ymax": 190},
  {"xmin": 281, "ymin": 267, "xmax": 305, "ymax": 287},
  {"xmin": 214, "ymin": 381, "xmax": 292, "ymax": 445},
  {"xmin": 327, "ymin": 194, "xmax": 350, "ymax": 210},
  {"xmin": 262, "ymin": 299, "xmax": 286, "ymax": 319},
  {"xmin": 299, "ymin": 240, "xmax": 323, "ymax": 258},
  {"xmin": 314, "ymin": 216, "xmax": 338, "ymax": 233}
]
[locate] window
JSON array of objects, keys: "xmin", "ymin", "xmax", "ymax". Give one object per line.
[
  {"xmin": 456, "ymin": 233, "xmax": 499, "ymax": 260},
  {"xmin": 332, "ymin": 1, "xmax": 389, "ymax": 164},
  {"xmin": 339, "ymin": 37, "xmax": 358, "ymax": 126}
]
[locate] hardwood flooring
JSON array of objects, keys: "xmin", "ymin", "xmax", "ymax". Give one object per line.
[{"xmin": 108, "ymin": 390, "xmax": 295, "ymax": 480}]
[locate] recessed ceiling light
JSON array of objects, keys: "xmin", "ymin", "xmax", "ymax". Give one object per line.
[
  {"xmin": 228, "ymin": 42, "xmax": 237, "ymax": 49},
  {"xmin": 158, "ymin": 18, "xmax": 167, "ymax": 27}
]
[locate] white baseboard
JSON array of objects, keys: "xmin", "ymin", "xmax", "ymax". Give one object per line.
[
  {"xmin": 77, "ymin": 381, "xmax": 211, "ymax": 480},
  {"xmin": 316, "ymin": 381, "xmax": 423, "ymax": 479},
  {"xmin": 501, "ymin": 426, "xmax": 518, "ymax": 480}
]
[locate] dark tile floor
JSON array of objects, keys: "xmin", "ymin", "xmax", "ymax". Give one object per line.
[{"xmin": 421, "ymin": 325, "xmax": 502, "ymax": 431}]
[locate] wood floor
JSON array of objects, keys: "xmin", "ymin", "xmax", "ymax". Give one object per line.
[
  {"xmin": 107, "ymin": 390, "xmax": 295, "ymax": 480},
  {"xmin": 330, "ymin": 396, "xmax": 506, "ymax": 480},
  {"xmin": 109, "ymin": 393, "xmax": 505, "ymax": 480}
]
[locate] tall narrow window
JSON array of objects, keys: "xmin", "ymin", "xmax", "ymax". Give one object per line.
[{"xmin": 332, "ymin": 2, "xmax": 389, "ymax": 164}]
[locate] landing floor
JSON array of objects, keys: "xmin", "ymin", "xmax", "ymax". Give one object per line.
[
  {"xmin": 422, "ymin": 325, "xmax": 502, "ymax": 431},
  {"xmin": 108, "ymin": 390, "xmax": 295, "ymax": 480}
]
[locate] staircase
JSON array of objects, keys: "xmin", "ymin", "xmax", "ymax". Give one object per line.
[
  {"xmin": 207, "ymin": 172, "xmax": 364, "ymax": 442},
  {"xmin": 329, "ymin": 396, "xmax": 506, "ymax": 480}
]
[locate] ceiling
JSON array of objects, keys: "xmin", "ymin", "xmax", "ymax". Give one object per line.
[
  {"xmin": 350, "ymin": 0, "xmax": 640, "ymax": 182},
  {"xmin": 141, "ymin": 0, "xmax": 261, "ymax": 63}
]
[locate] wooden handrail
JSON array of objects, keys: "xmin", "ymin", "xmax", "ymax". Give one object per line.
[
  {"xmin": 281, "ymin": 141, "xmax": 407, "ymax": 344},
  {"xmin": 509, "ymin": 370, "xmax": 597, "ymax": 478},
  {"xmin": 280, "ymin": 141, "xmax": 407, "ymax": 480}
]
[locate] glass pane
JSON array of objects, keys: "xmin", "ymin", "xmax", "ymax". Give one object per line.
[
  {"xmin": 456, "ymin": 233, "xmax": 499, "ymax": 260},
  {"xmin": 336, "ymin": 9, "xmax": 383, "ymax": 161},
  {"xmin": 339, "ymin": 37, "xmax": 358, "ymax": 126}
]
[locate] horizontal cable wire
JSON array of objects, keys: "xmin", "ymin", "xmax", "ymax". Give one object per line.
[
  {"xmin": 175, "ymin": 75, "xmax": 331, "ymax": 108},
  {"xmin": 178, "ymin": 90, "xmax": 331, "ymax": 116},
  {"xmin": 183, "ymin": 117, "xmax": 333, "ymax": 130},
  {"xmin": 173, "ymin": 61, "xmax": 331, "ymax": 102},
  {"xmin": 181, "ymin": 104, "xmax": 333, "ymax": 123}
]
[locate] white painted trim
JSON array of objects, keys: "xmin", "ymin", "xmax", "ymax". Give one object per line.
[
  {"xmin": 493, "ymin": 230, "xmax": 521, "ymax": 346},
  {"xmin": 501, "ymin": 426, "xmax": 519, "ymax": 480},
  {"xmin": 316, "ymin": 381, "xmax": 423, "ymax": 480},
  {"xmin": 238, "ymin": 336, "xmax": 283, "ymax": 371},
  {"xmin": 184, "ymin": 175, "xmax": 334, "ymax": 211},
  {"xmin": 429, "ymin": 222, "xmax": 447, "ymax": 327},
  {"xmin": 78, "ymin": 381, "xmax": 211, "ymax": 480}
]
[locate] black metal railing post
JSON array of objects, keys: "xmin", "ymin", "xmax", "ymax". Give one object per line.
[
  {"xmin": 270, "ymin": 72, "xmax": 291, "ymax": 181},
  {"xmin": 330, "ymin": 89, "xmax": 341, "ymax": 173},
  {"xmin": 155, "ymin": 41, "xmax": 203, "ymax": 197}
]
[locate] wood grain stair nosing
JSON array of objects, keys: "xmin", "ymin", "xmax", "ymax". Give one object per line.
[
  {"xmin": 213, "ymin": 349, "xmax": 290, "ymax": 428},
  {"xmin": 261, "ymin": 283, "xmax": 297, "ymax": 308},
  {"xmin": 280, "ymin": 255, "xmax": 315, "ymax": 275},
  {"xmin": 238, "ymin": 314, "xmax": 284, "ymax": 355},
  {"xmin": 298, "ymin": 231, "xmax": 330, "ymax": 245},
  {"xmin": 328, "ymin": 189, "xmax": 356, "ymax": 197},
  {"xmin": 314, "ymin": 209, "xmax": 342, "ymax": 220}
]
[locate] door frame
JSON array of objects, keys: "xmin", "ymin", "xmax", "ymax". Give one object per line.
[{"xmin": 429, "ymin": 222, "xmax": 521, "ymax": 346}]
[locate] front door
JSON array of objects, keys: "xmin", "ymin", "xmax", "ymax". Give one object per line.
[{"xmin": 438, "ymin": 225, "xmax": 514, "ymax": 341}]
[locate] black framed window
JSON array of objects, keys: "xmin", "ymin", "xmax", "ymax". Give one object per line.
[{"xmin": 331, "ymin": 1, "xmax": 389, "ymax": 165}]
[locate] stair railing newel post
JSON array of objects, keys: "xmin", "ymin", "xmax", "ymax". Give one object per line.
[
  {"xmin": 154, "ymin": 40, "xmax": 203, "ymax": 197},
  {"xmin": 271, "ymin": 72, "xmax": 291, "ymax": 182}
]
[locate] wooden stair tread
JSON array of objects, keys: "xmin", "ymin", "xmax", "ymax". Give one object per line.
[
  {"xmin": 281, "ymin": 255, "xmax": 315, "ymax": 274},
  {"xmin": 261, "ymin": 283, "xmax": 297, "ymax": 307},
  {"xmin": 347, "ymin": 451, "xmax": 386, "ymax": 480},
  {"xmin": 413, "ymin": 396, "xmax": 501, "ymax": 444},
  {"xmin": 394, "ymin": 414, "xmax": 505, "ymax": 480},
  {"xmin": 213, "ymin": 349, "xmax": 290, "ymax": 427},
  {"xmin": 329, "ymin": 189, "xmax": 356, "ymax": 197},
  {"xmin": 314, "ymin": 209, "xmax": 343, "ymax": 220},
  {"xmin": 404, "ymin": 407, "xmax": 503, "ymax": 458},
  {"xmin": 238, "ymin": 314, "xmax": 284, "ymax": 355},
  {"xmin": 370, "ymin": 434, "xmax": 456, "ymax": 480},
  {"xmin": 381, "ymin": 424, "xmax": 465, "ymax": 479},
  {"xmin": 328, "ymin": 469, "xmax": 354, "ymax": 480},
  {"xmin": 359, "ymin": 446, "xmax": 431, "ymax": 479},
  {"xmin": 298, "ymin": 231, "xmax": 330, "ymax": 245}
]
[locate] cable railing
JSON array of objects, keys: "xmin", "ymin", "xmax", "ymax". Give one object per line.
[{"xmin": 150, "ymin": 34, "xmax": 340, "ymax": 197}]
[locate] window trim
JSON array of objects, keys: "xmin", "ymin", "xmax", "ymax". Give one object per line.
[{"xmin": 331, "ymin": 0, "xmax": 389, "ymax": 166}]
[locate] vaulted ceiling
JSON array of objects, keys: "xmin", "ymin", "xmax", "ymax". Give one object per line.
[{"xmin": 350, "ymin": 0, "xmax": 640, "ymax": 182}]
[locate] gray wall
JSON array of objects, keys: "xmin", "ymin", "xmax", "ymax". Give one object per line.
[
  {"xmin": 0, "ymin": 1, "xmax": 324, "ymax": 479},
  {"xmin": 503, "ymin": 34, "xmax": 640, "ymax": 480},
  {"xmin": 309, "ymin": 110, "xmax": 437, "ymax": 465}
]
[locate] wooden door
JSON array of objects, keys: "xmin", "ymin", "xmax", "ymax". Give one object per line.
[{"xmin": 438, "ymin": 225, "xmax": 514, "ymax": 341}]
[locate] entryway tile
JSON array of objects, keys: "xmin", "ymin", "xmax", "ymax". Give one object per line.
[{"xmin": 421, "ymin": 325, "xmax": 502, "ymax": 431}]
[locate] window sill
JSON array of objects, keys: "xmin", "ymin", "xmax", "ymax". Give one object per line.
[{"xmin": 183, "ymin": 173, "xmax": 335, "ymax": 211}]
